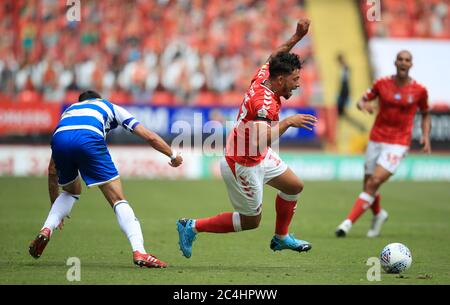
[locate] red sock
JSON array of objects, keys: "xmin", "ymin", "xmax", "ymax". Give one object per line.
[
  {"xmin": 347, "ymin": 192, "xmax": 374, "ymax": 223},
  {"xmin": 371, "ymin": 193, "xmax": 381, "ymax": 215},
  {"xmin": 195, "ymin": 212, "xmax": 236, "ymax": 233},
  {"xmin": 275, "ymin": 194, "xmax": 297, "ymax": 236}
]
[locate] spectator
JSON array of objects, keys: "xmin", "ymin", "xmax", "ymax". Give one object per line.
[{"xmin": 2, "ymin": 0, "xmax": 320, "ymax": 106}]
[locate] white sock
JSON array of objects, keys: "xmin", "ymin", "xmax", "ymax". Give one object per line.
[
  {"xmin": 343, "ymin": 219, "xmax": 353, "ymax": 226},
  {"xmin": 232, "ymin": 212, "xmax": 242, "ymax": 232},
  {"xmin": 191, "ymin": 220, "xmax": 198, "ymax": 233},
  {"xmin": 113, "ymin": 200, "xmax": 146, "ymax": 253},
  {"xmin": 359, "ymin": 192, "xmax": 375, "ymax": 205},
  {"xmin": 42, "ymin": 191, "xmax": 79, "ymax": 233},
  {"xmin": 275, "ymin": 234, "xmax": 288, "ymax": 240}
]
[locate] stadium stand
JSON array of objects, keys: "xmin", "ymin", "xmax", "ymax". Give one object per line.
[
  {"xmin": 0, "ymin": 0, "xmax": 320, "ymax": 107},
  {"xmin": 361, "ymin": 0, "xmax": 450, "ymax": 39}
]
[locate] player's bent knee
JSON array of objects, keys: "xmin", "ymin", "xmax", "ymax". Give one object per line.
[
  {"xmin": 62, "ymin": 187, "xmax": 81, "ymax": 197},
  {"xmin": 294, "ymin": 181, "xmax": 304, "ymax": 194},
  {"xmin": 368, "ymin": 176, "xmax": 383, "ymax": 189},
  {"xmin": 240, "ymin": 214, "xmax": 261, "ymax": 230},
  {"xmin": 241, "ymin": 220, "xmax": 260, "ymax": 230},
  {"xmin": 62, "ymin": 180, "xmax": 82, "ymax": 196},
  {"xmin": 284, "ymin": 181, "xmax": 303, "ymax": 195}
]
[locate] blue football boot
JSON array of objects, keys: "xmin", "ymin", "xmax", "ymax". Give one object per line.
[
  {"xmin": 270, "ymin": 234, "xmax": 312, "ymax": 252},
  {"xmin": 176, "ymin": 218, "xmax": 197, "ymax": 258}
]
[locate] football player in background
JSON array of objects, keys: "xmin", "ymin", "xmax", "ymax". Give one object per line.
[{"xmin": 336, "ymin": 50, "xmax": 431, "ymax": 238}]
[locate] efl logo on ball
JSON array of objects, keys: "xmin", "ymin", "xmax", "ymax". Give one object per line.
[{"xmin": 380, "ymin": 242, "xmax": 412, "ymax": 274}]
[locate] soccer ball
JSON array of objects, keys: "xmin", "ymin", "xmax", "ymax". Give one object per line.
[{"xmin": 379, "ymin": 243, "xmax": 412, "ymax": 273}]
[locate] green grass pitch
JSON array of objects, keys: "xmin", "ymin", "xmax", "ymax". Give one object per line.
[{"xmin": 0, "ymin": 177, "xmax": 449, "ymax": 284}]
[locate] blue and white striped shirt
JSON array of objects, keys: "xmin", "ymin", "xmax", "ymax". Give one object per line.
[{"xmin": 54, "ymin": 98, "xmax": 139, "ymax": 138}]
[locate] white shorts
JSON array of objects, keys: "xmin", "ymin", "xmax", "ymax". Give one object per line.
[
  {"xmin": 220, "ymin": 148, "xmax": 288, "ymax": 216},
  {"xmin": 364, "ymin": 141, "xmax": 409, "ymax": 175}
]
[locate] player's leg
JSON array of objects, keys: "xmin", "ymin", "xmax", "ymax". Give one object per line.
[
  {"xmin": 267, "ymin": 167, "xmax": 303, "ymax": 237},
  {"xmin": 364, "ymin": 165, "xmax": 391, "ymax": 194},
  {"xmin": 177, "ymin": 210, "xmax": 254, "ymax": 259},
  {"xmin": 176, "ymin": 158, "xmax": 263, "ymax": 258},
  {"xmin": 364, "ymin": 165, "xmax": 390, "ymax": 237},
  {"xmin": 98, "ymin": 179, "xmax": 167, "ymax": 268},
  {"xmin": 29, "ymin": 136, "xmax": 81, "ymax": 259},
  {"xmin": 98, "ymin": 178, "xmax": 145, "ymax": 255},
  {"xmin": 266, "ymin": 166, "xmax": 311, "ymax": 252},
  {"xmin": 336, "ymin": 170, "xmax": 391, "ymax": 237},
  {"xmin": 42, "ymin": 177, "xmax": 81, "ymax": 230},
  {"xmin": 337, "ymin": 142, "xmax": 406, "ymax": 237},
  {"xmin": 364, "ymin": 143, "xmax": 407, "ymax": 237},
  {"xmin": 193, "ymin": 159, "xmax": 263, "ymax": 232},
  {"xmin": 336, "ymin": 141, "xmax": 380, "ymax": 237},
  {"xmin": 78, "ymin": 135, "xmax": 166, "ymax": 268},
  {"xmin": 362, "ymin": 173, "xmax": 382, "ymax": 217},
  {"xmin": 29, "ymin": 177, "xmax": 81, "ymax": 259},
  {"xmin": 41, "ymin": 176, "xmax": 81, "ymax": 231},
  {"xmin": 371, "ymin": 193, "xmax": 382, "ymax": 213}
]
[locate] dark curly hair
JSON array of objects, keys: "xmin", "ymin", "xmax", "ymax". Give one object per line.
[
  {"xmin": 269, "ymin": 52, "xmax": 302, "ymax": 78},
  {"xmin": 78, "ymin": 90, "xmax": 102, "ymax": 102}
]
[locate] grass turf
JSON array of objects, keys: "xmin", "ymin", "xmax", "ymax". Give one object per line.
[{"xmin": 0, "ymin": 177, "xmax": 449, "ymax": 284}]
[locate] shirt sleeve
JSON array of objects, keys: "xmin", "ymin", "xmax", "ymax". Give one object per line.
[
  {"xmin": 362, "ymin": 79, "xmax": 381, "ymax": 101},
  {"xmin": 113, "ymin": 105, "xmax": 140, "ymax": 132},
  {"xmin": 250, "ymin": 63, "xmax": 270, "ymax": 85},
  {"xmin": 418, "ymin": 88, "xmax": 429, "ymax": 112}
]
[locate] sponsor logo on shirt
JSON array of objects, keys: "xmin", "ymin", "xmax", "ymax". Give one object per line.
[{"xmin": 257, "ymin": 108, "xmax": 268, "ymax": 118}]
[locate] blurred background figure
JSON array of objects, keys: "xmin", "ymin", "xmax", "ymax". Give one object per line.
[
  {"xmin": 336, "ymin": 53, "xmax": 350, "ymax": 117},
  {"xmin": 336, "ymin": 52, "xmax": 366, "ymax": 132}
]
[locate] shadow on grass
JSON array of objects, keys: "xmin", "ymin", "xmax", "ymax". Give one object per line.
[
  {"xmin": 165, "ymin": 264, "xmax": 311, "ymax": 273},
  {"xmin": 16, "ymin": 261, "xmax": 134, "ymax": 270}
]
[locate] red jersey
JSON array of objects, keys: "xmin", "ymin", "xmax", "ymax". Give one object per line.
[
  {"xmin": 226, "ymin": 63, "xmax": 281, "ymax": 166},
  {"xmin": 364, "ymin": 76, "xmax": 429, "ymax": 146}
]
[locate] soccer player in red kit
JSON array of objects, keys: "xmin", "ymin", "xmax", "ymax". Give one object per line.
[
  {"xmin": 336, "ymin": 50, "xmax": 431, "ymax": 238},
  {"xmin": 176, "ymin": 19, "xmax": 318, "ymax": 258}
]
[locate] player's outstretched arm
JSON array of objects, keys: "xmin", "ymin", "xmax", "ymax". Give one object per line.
[
  {"xmin": 48, "ymin": 158, "xmax": 59, "ymax": 205},
  {"xmin": 266, "ymin": 18, "xmax": 310, "ymax": 63},
  {"xmin": 253, "ymin": 114, "xmax": 317, "ymax": 148},
  {"xmin": 420, "ymin": 110, "xmax": 431, "ymax": 153},
  {"xmin": 133, "ymin": 124, "xmax": 183, "ymax": 167}
]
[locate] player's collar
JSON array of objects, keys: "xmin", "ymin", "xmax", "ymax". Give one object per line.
[
  {"xmin": 392, "ymin": 75, "xmax": 413, "ymax": 87},
  {"xmin": 260, "ymin": 82, "xmax": 275, "ymax": 95}
]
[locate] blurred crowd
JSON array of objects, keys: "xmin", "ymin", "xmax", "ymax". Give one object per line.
[
  {"xmin": 0, "ymin": 0, "xmax": 320, "ymax": 107},
  {"xmin": 362, "ymin": 0, "xmax": 450, "ymax": 38}
]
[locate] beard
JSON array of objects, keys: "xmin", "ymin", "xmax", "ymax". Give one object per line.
[
  {"xmin": 282, "ymin": 84, "xmax": 294, "ymax": 99},
  {"xmin": 283, "ymin": 91, "xmax": 293, "ymax": 99}
]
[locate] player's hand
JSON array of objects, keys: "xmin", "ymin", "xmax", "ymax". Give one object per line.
[
  {"xmin": 288, "ymin": 114, "xmax": 318, "ymax": 131},
  {"xmin": 357, "ymin": 100, "xmax": 374, "ymax": 114},
  {"xmin": 294, "ymin": 18, "xmax": 310, "ymax": 39},
  {"xmin": 420, "ymin": 136, "xmax": 431, "ymax": 154},
  {"xmin": 169, "ymin": 153, "xmax": 183, "ymax": 167}
]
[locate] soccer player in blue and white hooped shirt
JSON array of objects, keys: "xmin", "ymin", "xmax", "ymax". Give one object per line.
[{"xmin": 29, "ymin": 90, "xmax": 183, "ymax": 268}]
